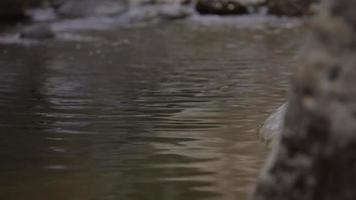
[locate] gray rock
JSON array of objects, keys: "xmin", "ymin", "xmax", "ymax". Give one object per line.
[
  {"xmin": 259, "ymin": 103, "xmax": 287, "ymax": 147},
  {"xmin": 20, "ymin": 24, "xmax": 55, "ymax": 39},
  {"xmin": 254, "ymin": 0, "xmax": 356, "ymax": 199}
]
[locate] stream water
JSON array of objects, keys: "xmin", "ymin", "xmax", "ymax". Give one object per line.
[{"xmin": 0, "ymin": 18, "xmax": 305, "ymax": 200}]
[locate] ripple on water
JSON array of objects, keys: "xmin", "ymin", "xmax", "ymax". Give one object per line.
[{"xmin": 0, "ymin": 21, "xmax": 304, "ymax": 200}]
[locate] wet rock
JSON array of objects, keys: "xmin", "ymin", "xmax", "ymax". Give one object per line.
[
  {"xmin": 267, "ymin": 0, "xmax": 315, "ymax": 16},
  {"xmin": 254, "ymin": 0, "xmax": 356, "ymax": 199},
  {"xmin": 259, "ymin": 103, "xmax": 287, "ymax": 147},
  {"xmin": 195, "ymin": 0, "xmax": 248, "ymax": 15},
  {"xmin": 20, "ymin": 24, "xmax": 55, "ymax": 39}
]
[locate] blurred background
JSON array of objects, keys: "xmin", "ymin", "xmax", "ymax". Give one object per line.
[{"xmin": 0, "ymin": 0, "xmax": 314, "ymax": 200}]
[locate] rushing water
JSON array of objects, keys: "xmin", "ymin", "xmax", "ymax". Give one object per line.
[{"xmin": 0, "ymin": 19, "xmax": 304, "ymax": 200}]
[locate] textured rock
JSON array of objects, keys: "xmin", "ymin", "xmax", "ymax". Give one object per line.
[
  {"xmin": 259, "ymin": 103, "xmax": 287, "ymax": 147},
  {"xmin": 195, "ymin": 0, "xmax": 248, "ymax": 15},
  {"xmin": 267, "ymin": 0, "xmax": 314, "ymax": 16},
  {"xmin": 254, "ymin": 0, "xmax": 356, "ymax": 199}
]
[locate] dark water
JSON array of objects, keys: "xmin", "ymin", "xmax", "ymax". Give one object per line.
[{"xmin": 0, "ymin": 20, "xmax": 304, "ymax": 200}]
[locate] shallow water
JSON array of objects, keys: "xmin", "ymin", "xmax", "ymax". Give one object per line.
[{"xmin": 0, "ymin": 20, "xmax": 304, "ymax": 200}]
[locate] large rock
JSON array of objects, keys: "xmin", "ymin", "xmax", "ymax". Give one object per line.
[
  {"xmin": 254, "ymin": 0, "xmax": 356, "ymax": 199},
  {"xmin": 195, "ymin": 0, "xmax": 248, "ymax": 15},
  {"xmin": 267, "ymin": 0, "xmax": 315, "ymax": 16}
]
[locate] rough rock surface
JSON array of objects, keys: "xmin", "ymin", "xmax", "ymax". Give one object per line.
[
  {"xmin": 267, "ymin": 0, "xmax": 314, "ymax": 16},
  {"xmin": 254, "ymin": 0, "xmax": 356, "ymax": 199},
  {"xmin": 259, "ymin": 103, "xmax": 287, "ymax": 147}
]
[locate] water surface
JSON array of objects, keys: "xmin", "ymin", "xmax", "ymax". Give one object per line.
[{"xmin": 0, "ymin": 20, "xmax": 304, "ymax": 200}]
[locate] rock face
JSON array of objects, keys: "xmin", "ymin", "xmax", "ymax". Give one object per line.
[
  {"xmin": 259, "ymin": 103, "xmax": 287, "ymax": 147},
  {"xmin": 267, "ymin": 0, "xmax": 314, "ymax": 16},
  {"xmin": 195, "ymin": 0, "xmax": 248, "ymax": 15},
  {"xmin": 254, "ymin": 0, "xmax": 356, "ymax": 199}
]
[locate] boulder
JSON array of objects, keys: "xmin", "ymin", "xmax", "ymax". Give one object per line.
[
  {"xmin": 195, "ymin": 0, "xmax": 248, "ymax": 15},
  {"xmin": 20, "ymin": 24, "xmax": 55, "ymax": 39},
  {"xmin": 259, "ymin": 103, "xmax": 287, "ymax": 147},
  {"xmin": 254, "ymin": 0, "xmax": 356, "ymax": 199},
  {"xmin": 267, "ymin": 0, "xmax": 315, "ymax": 16}
]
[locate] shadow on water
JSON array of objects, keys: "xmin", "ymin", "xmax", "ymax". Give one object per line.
[{"xmin": 0, "ymin": 21, "xmax": 305, "ymax": 200}]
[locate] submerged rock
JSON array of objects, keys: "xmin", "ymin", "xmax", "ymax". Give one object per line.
[
  {"xmin": 20, "ymin": 24, "xmax": 55, "ymax": 39},
  {"xmin": 259, "ymin": 103, "xmax": 287, "ymax": 147},
  {"xmin": 254, "ymin": 0, "xmax": 356, "ymax": 199},
  {"xmin": 195, "ymin": 0, "xmax": 248, "ymax": 15}
]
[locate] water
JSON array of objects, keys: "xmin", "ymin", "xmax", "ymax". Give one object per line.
[{"xmin": 0, "ymin": 20, "xmax": 305, "ymax": 200}]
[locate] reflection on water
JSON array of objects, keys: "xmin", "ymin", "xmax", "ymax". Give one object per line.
[{"xmin": 0, "ymin": 22, "xmax": 304, "ymax": 200}]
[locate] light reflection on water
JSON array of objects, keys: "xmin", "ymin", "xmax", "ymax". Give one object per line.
[{"xmin": 0, "ymin": 22, "xmax": 304, "ymax": 200}]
